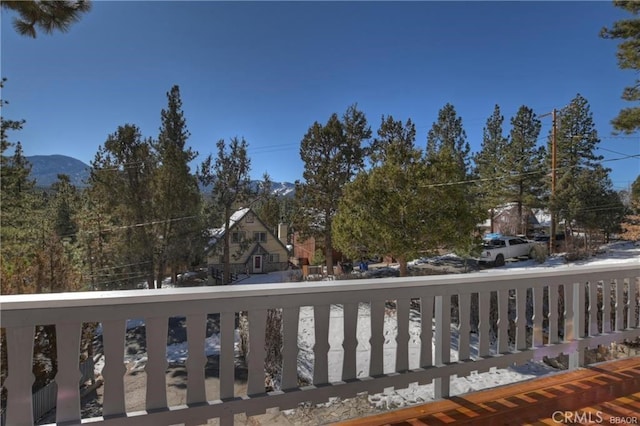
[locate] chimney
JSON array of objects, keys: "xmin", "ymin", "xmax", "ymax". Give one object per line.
[{"xmin": 278, "ymin": 223, "xmax": 288, "ymax": 245}]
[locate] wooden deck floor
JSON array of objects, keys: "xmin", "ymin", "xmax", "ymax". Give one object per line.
[{"xmin": 338, "ymin": 357, "xmax": 640, "ymax": 426}]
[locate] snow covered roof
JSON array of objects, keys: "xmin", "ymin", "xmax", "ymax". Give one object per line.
[{"xmin": 208, "ymin": 207, "xmax": 250, "ymax": 245}]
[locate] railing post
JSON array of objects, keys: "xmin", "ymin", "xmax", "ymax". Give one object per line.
[
  {"xmin": 419, "ymin": 295, "xmax": 434, "ymax": 369},
  {"xmin": 628, "ymin": 278, "xmax": 639, "ymax": 329},
  {"xmin": 55, "ymin": 321, "xmax": 82, "ymax": 424},
  {"xmin": 434, "ymin": 294, "xmax": 451, "ymax": 398},
  {"xmin": 145, "ymin": 316, "xmax": 169, "ymax": 411},
  {"xmin": 4, "ymin": 326, "xmax": 35, "ymax": 426},
  {"xmin": 282, "ymin": 307, "xmax": 301, "ymax": 390},
  {"xmin": 102, "ymin": 319, "xmax": 127, "ymax": 417},
  {"xmin": 312, "ymin": 305, "xmax": 330, "ymax": 385},
  {"xmin": 568, "ymin": 282, "xmax": 585, "ymax": 369}
]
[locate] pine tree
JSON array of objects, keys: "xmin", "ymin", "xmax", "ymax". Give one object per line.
[
  {"xmin": 199, "ymin": 137, "xmax": 253, "ymax": 285},
  {"xmin": 333, "ymin": 116, "xmax": 429, "ymax": 276},
  {"xmin": 295, "ymin": 105, "xmax": 370, "ymax": 275},
  {"xmin": 600, "ymin": 1, "xmax": 640, "ymax": 134},
  {"xmin": 502, "ymin": 106, "xmax": 545, "ymax": 235},
  {"xmin": 87, "ymin": 124, "xmax": 157, "ymax": 289},
  {"xmin": 426, "ymin": 103, "xmax": 471, "ymax": 174},
  {"xmin": 550, "ymin": 94, "xmax": 616, "ymax": 246},
  {"xmin": 474, "ymin": 105, "xmax": 508, "ymax": 232},
  {"xmin": 1, "ymin": 0, "xmax": 92, "ymax": 38},
  {"xmin": 621, "ymin": 175, "xmax": 640, "ymax": 240},
  {"xmin": 153, "ymin": 85, "xmax": 201, "ymax": 287},
  {"xmin": 0, "ymin": 81, "xmax": 41, "ymax": 294},
  {"xmin": 427, "ymin": 104, "xmax": 483, "ymax": 258}
]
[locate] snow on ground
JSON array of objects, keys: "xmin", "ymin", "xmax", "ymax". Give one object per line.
[{"xmin": 96, "ymin": 241, "xmax": 638, "ymax": 413}]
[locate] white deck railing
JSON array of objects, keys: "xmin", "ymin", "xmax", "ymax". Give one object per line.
[{"xmin": 1, "ymin": 264, "xmax": 639, "ymax": 426}]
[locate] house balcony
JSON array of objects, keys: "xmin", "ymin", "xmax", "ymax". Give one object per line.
[{"xmin": 1, "ymin": 264, "xmax": 639, "ymax": 425}]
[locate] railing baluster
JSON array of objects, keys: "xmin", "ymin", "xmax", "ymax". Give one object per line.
[
  {"xmin": 615, "ymin": 279, "xmax": 625, "ymax": 331},
  {"xmin": 55, "ymin": 322, "xmax": 82, "ymax": 424},
  {"xmin": 369, "ymin": 300, "xmax": 385, "ymax": 377},
  {"xmin": 497, "ymin": 289, "xmax": 509, "ymax": 354},
  {"xmin": 532, "ymin": 286, "xmax": 544, "ymax": 348},
  {"xmin": 458, "ymin": 293, "xmax": 471, "ymax": 361},
  {"xmin": 588, "ymin": 280, "xmax": 599, "ymax": 336},
  {"xmin": 5, "ymin": 325, "xmax": 34, "ymax": 425},
  {"xmin": 219, "ymin": 311, "xmax": 235, "ymax": 399},
  {"xmin": 312, "ymin": 305, "xmax": 330, "ymax": 385},
  {"xmin": 420, "ymin": 295, "xmax": 434, "ymax": 368},
  {"xmin": 548, "ymin": 284, "xmax": 559, "ymax": 344},
  {"xmin": 628, "ymin": 278, "xmax": 638, "ymax": 329},
  {"xmin": 342, "ymin": 303, "xmax": 358, "ymax": 380},
  {"xmin": 186, "ymin": 314, "xmax": 207, "ymax": 405},
  {"xmin": 247, "ymin": 309, "xmax": 268, "ymax": 395},
  {"xmin": 282, "ymin": 307, "xmax": 300, "ymax": 390},
  {"xmin": 568, "ymin": 282, "xmax": 585, "ymax": 369},
  {"xmin": 478, "ymin": 291, "xmax": 490, "ymax": 357},
  {"xmin": 434, "ymin": 295, "xmax": 451, "ymax": 398},
  {"xmin": 603, "ymin": 280, "xmax": 612, "ymax": 333},
  {"xmin": 395, "ymin": 298, "xmax": 410, "ymax": 372},
  {"xmin": 515, "ymin": 288, "xmax": 527, "ymax": 351},
  {"xmin": 145, "ymin": 316, "xmax": 168, "ymax": 411},
  {"xmin": 564, "ymin": 284, "xmax": 574, "ymax": 343},
  {"xmin": 102, "ymin": 319, "xmax": 126, "ymax": 417}
]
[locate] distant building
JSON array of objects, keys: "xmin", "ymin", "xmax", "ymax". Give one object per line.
[
  {"xmin": 206, "ymin": 208, "xmax": 290, "ymax": 280},
  {"xmin": 480, "ymin": 203, "xmax": 541, "ymax": 237}
]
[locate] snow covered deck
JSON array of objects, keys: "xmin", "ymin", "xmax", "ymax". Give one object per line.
[{"xmin": 1, "ymin": 263, "xmax": 639, "ymax": 425}]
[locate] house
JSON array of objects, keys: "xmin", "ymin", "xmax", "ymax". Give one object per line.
[
  {"xmin": 207, "ymin": 207, "xmax": 290, "ymax": 278},
  {"xmin": 480, "ymin": 203, "xmax": 541, "ymax": 237}
]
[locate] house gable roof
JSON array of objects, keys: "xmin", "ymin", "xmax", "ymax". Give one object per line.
[{"xmin": 207, "ymin": 207, "xmax": 289, "ymax": 254}]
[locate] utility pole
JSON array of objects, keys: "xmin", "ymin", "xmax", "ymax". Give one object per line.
[{"xmin": 550, "ymin": 109, "xmax": 557, "ymax": 254}]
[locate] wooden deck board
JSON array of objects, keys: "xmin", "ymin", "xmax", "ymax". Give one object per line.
[{"xmin": 337, "ymin": 357, "xmax": 640, "ymax": 426}]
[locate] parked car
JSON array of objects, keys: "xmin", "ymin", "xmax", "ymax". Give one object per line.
[{"xmin": 479, "ymin": 235, "xmax": 539, "ymax": 267}]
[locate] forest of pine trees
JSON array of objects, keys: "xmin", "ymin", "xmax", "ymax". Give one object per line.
[{"xmin": 1, "ymin": 80, "xmax": 636, "ymax": 290}]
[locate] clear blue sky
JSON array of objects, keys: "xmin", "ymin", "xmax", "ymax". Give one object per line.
[{"xmin": 1, "ymin": 1, "xmax": 638, "ymax": 189}]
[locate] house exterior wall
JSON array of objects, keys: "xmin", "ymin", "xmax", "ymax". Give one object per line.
[{"xmin": 207, "ymin": 211, "xmax": 289, "ymax": 276}]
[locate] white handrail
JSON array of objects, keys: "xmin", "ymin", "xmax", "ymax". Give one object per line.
[{"xmin": 1, "ymin": 263, "xmax": 638, "ymax": 426}]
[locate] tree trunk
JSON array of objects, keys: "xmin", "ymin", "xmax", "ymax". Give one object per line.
[
  {"xmin": 325, "ymin": 213, "xmax": 334, "ymax": 276},
  {"xmin": 399, "ymin": 257, "xmax": 408, "ymax": 277},
  {"xmin": 325, "ymin": 231, "xmax": 334, "ymax": 276},
  {"xmin": 490, "ymin": 208, "xmax": 495, "ymax": 233},
  {"xmin": 223, "ymin": 207, "xmax": 231, "ymax": 285}
]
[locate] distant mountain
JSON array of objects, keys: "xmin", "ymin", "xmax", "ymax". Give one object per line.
[
  {"xmin": 26, "ymin": 155, "xmax": 91, "ymax": 188},
  {"xmin": 271, "ymin": 181, "xmax": 295, "ymax": 198},
  {"xmin": 25, "ymin": 155, "xmax": 296, "ymax": 197}
]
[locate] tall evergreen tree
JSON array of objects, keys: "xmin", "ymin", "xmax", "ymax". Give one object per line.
[
  {"xmin": 0, "ymin": 81, "xmax": 40, "ymax": 294},
  {"xmin": 426, "ymin": 104, "xmax": 483, "ymax": 257},
  {"xmin": 295, "ymin": 105, "xmax": 370, "ymax": 274},
  {"xmin": 88, "ymin": 124, "xmax": 156, "ymax": 289},
  {"xmin": 426, "ymin": 103, "xmax": 471, "ymax": 174},
  {"xmin": 503, "ymin": 106, "xmax": 545, "ymax": 235},
  {"xmin": 1, "ymin": 0, "xmax": 91, "ymax": 38},
  {"xmin": 621, "ymin": 175, "xmax": 640, "ymax": 240},
  {"xmin": 474, "ymin": 105, "xmax": 508, "ymax": 232},
  {"xmin": 550, "ymin": 94, "xmax": 614, "ymax": 242},
  {"xmin": 153, "ymin": 85, "xmax": 201, "ymax": 287},
  {"xmin": 334, "ymin": 116, "xmax": 429, "ymax": 276},
  {"xmin": 51, "ymin": 174, "xmax": 80, "ymax": 241},
  {"xmin": 198, "ymin": 137, "xmax": 253, "ymax": 285},
  {"xmin": 600, "ymin": 1, "xmax": 640, "ymax": 134}
]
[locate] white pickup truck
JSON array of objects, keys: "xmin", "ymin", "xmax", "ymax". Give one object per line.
[{"xmin": 479, "ymin": 235, "xmax": 538, "ymax": 267}]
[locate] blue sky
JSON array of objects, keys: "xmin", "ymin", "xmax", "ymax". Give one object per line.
[{"xmin": 1, "ymin": 1, "xmax": 638, "ymax": 189}]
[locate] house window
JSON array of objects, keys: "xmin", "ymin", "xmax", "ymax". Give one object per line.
[
  {"xmin": 231, "ymin": 231, "xmax": 245, "ymax": 243},
  {"xmin": 269, "ymin": 253, "xmax": 280, "ymax": 263},
  {"xmin": 254, "ymin": 232, "xmax": 267, "ymax": 243}
]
